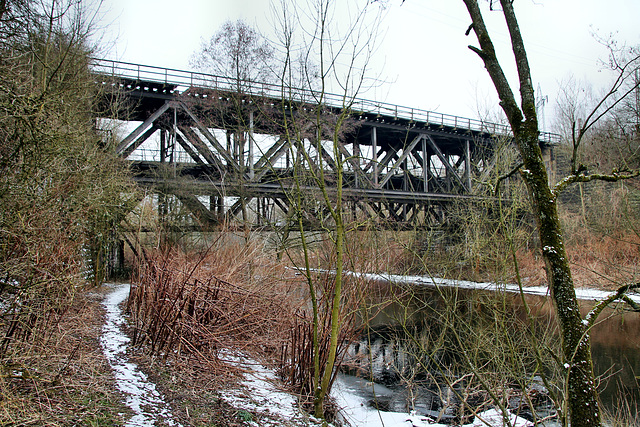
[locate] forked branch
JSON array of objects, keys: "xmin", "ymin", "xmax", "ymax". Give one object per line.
[{"xmin": 585, "ymin": 282, "xmax": 640, "ymax": 327}]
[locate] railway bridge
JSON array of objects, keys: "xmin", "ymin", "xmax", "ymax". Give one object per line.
[{"xmin": 94, "ymin": 59, "xmax": 560, "ymax": 230}]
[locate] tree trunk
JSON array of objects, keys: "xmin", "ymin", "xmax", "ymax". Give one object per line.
[
  {"xmin": 461, "ymin": 1, "xmax": 602, "ymax": 425},
  {"xmin": 516, "ymin": 129, "xmax": 600, "ymax": 427}
]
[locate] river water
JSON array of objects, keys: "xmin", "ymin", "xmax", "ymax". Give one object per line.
[{"xmin": 340, "ymin": 281, "xmax": 640, "ymax": 426}]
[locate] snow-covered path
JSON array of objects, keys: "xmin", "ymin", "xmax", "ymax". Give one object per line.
[{"xmin": 100, "ymin": 283, "xmax": 182, "ymax": 427}]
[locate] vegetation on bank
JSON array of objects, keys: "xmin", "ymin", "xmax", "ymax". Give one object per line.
[
  {"xmin": 0, "ymin": 1, "xmax": 135, "ymax": 424},
  {"xmin": 1, "ymin": 0, "xmax": 640, "ymax": 426}
]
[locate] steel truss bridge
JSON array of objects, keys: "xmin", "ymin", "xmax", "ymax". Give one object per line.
[{"xmin": 94, "ymin": 59, "xmax": 560, "ymax": 230}]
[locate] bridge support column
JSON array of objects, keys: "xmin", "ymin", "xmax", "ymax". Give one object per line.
[
  {"xmin": 465, "ymin": 139, "xmax": 472, "ymax": 191},
  {"xmin": 371, "ymin": 126, "xmax": 378, "ymax": 186},
  {"xmin": 353, "ymin": 140, "xmax": 360, "ymax": 188},
  {"xmin": 249, "ymin": 111, "xmax": 255, "ymax": 179},
  {"xmin": 160, "ymin": 129, "xmax": 166, "ymax": 162},
  {"xmin": 422, "ymin": 136, "xmax": 429, "ymax": 193}
]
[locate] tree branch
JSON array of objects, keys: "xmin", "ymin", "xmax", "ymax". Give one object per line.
[
  {"xmin": 499, "ymin": 0, "xmax": 536, "ymax": 125},
  {"xmin": 494, "ymin": 161, "xmax": 523, "ymax": 196},
  {"xmin": 553, "ymin": 169, "xmax": 640, "ymax": 196},
  {"xmin": 462, "ymin": 0, "xmax": 522, "ymax": 130},
  {"xmin": 571, "ymin": 52, "xmax": 640, "ymax": 172},
  {"xmin": 585, "ymin": 282, "xmax": 640, "ymax": 327}
]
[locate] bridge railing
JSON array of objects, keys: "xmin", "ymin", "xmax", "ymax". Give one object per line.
[{"xmin": 92, "ymin": 58, "xmax": 561, "ymax": 145}]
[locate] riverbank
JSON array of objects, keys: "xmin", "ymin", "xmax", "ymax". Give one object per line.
[
  {"xmin": 3, "ymin": 277, "xmax": 637, "ymax": 426},
  {"xmin": 0, "ymin": 283, "xmax": 322, "ymax": 426},
  {"xmin": 101, "ymin": 283, "xmax": 536, "ymax": 427},
  {"xmin": 346, "ymin": 271, "xmax": 640, "ymax": 304}
]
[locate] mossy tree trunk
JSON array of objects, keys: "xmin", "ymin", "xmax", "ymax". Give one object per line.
[{"xmin": 462, "ymin": 1, "xmax": 601, "ymax": 425}]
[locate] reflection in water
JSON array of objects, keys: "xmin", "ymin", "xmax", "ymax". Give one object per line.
[
  {"xmin": 344, "ymin": 285, "xmax": 639, "ymax": 425},
  {"xmin": 589, "ymin": 309, "xmax": 640, "ymax": 411}
]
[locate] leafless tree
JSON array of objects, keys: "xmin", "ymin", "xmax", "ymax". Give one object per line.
[
  {"xmin": 271, "ymin": 0, "xmax": 384, "ymax": 419},
  {"xmin": 191, "ymin": 19, "xmax": 276, "ymax": 92},
  {"xmin": 461, "ymin": 1, "xmax": 640, "ymax": 426}
]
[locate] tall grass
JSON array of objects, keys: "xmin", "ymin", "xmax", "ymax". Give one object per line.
[{"xmin": 127, "ymin": 236, "xmax": 302, "ymax": 377}]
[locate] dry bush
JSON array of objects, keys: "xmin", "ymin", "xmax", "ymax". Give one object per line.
[
  {"xmin": 512, "ymin": 249, "xmax": 547, "ymax": 287},
  {"xmin": 0, "ymin": 200, "xmax": 86, "ymax": 357},
  {"xmin": 127, "ymin": 225, "xmax": 399, "ymax": 418},
  {"xmin": 0, "ymin": 0, "xmax": 137, "ymax": 357},
  {"xmin": 473, "ymin": 179, "xmax": 640, "ymax": 289},
  {"xmin": 342, "ymin": 229, "xmax": 410, "ymax": 274},
  {"xmin": 127, "ymin": 236, "xmax": 302, "ymax": 379},
  {"xmin": 601, "ymin": 387, "xmax": 640, "ymax": 427},
  {"xmin": 512, "ymin": 229, "xmax": 640, "ymax": 289}
]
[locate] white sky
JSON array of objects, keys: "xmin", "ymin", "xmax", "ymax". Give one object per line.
[{"xmin": 97, "ymin": 0, "xmax": 640, "ymax": 131}]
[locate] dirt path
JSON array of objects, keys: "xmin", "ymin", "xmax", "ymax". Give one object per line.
[{"xmin": 101, "ymin": 283, "xmax": 183, "ymax": 427}]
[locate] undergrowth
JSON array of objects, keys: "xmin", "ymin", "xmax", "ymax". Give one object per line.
[
  {"xmin": 127, "ymin": 235, "xmax": 300, "ymax": 381},
  {"xmin": 0, "ymin": 290, "xmax": 129, "ymax": 426}
]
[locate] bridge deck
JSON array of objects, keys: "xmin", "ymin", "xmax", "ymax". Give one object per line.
[{"xmin": 93, "ymin": 58, "xmax": 560, "ymax": 144}]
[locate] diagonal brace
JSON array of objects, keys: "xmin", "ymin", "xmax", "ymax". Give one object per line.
[
  {"xmin": 177, "ymin": 101, "xmax": 240, "ymax": 173},
  {"xmin": 117, "ymin": 102, "xmax": 171, "ymax": 154},
  {"xmin": 425, "ymin": 135, "xmax": 467, "ymax": 189},
  {"xmin": 380, "ymin": 135, "xmax": 423, "ymax": 187}
]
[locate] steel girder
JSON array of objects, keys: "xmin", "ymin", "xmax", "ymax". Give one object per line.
[{"xmin": 113, "ymin": 92, "xmax": 499, "ymax": 230}]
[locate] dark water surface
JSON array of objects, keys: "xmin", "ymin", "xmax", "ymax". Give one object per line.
[{"xmin": 345, "ymin": 284, "xmax": 639, "ymax": 424}]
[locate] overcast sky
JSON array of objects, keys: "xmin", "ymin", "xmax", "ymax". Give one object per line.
[{"xmin": 97, "ymin": 0, "xmax": 640, "ymax": 131}]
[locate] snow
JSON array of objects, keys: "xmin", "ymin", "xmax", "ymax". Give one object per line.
[
  {"xmin": 339, "ymin": 271, "xmax": 640, "ymax": 304},
  {"xmin": 100, "ymin": 283, "xmax": 183, "ymax": 427},
  {"xmin": 217, "ymin": 351, "xmax": 321, "ymax": 426},
  {"xmin": 333, "ymin": 375, "xmax": 534, "ymax": 427}
]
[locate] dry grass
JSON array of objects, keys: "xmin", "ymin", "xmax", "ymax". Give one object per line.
[
  {"xmin": 514, "ymin": 229, "xmax": 640, "ymax": 290},
  {"xmin": 0, "ymin": 288, "xmax": 129, "ymax": 426},
  {"xmin": 127, "ymin": 236, "xmax": 304, "ymax": 381}
]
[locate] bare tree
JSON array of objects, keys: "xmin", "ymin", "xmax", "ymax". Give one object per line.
[
  {"xmin": 461, "ymin": 1, "xmax": 640, "ymax": 426},
  {"xmin": 271, "ymin": 0, "xmax": 384, "ymax": 419},
  {"xmin": 191, "ymin": 19, "xmax": 276, "ymax": 92}
]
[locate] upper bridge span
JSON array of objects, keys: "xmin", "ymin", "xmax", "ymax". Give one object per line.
[{"xmin": 94, "ymin": 59, "xmax": 559, "ymax": 230}]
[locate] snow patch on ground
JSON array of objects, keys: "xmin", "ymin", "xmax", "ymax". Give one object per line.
[
  {"xmin": 332, "ymin": 375, "xmax": 533, "ymax": 427},
  {"xmin": 100, "ymin": 283, "xmax": 182, "ymax": 427},
  {"xmin": 346, "ymin": 271, "xmax": 640, "ymax": 304},
  {"xmin": 218, "ymin": 351, "xmax": 322, "ymax": 426}
]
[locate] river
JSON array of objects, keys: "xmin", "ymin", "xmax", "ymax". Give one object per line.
[{"xmin": 339, "ymin": 279, "xmax": 640, "ymax": 426}]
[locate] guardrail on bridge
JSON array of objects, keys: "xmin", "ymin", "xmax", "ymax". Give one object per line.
[{"xmin": 91, "ymin": 58, "xmax": 561, "ymax": 145}]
